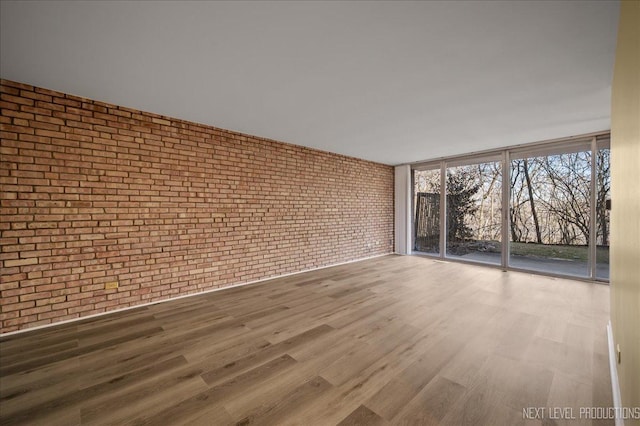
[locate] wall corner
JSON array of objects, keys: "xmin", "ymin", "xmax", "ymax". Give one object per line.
[{"xmin": 394, "ymin": 165, "xmax": 412, "ymax": 255}]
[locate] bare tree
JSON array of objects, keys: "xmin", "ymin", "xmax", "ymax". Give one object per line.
[
  {"xmin": 596, "ymin": 148, "xmax": 610, "ymax": 246},
  {"xmin": 538, "ymin": 152, "xmax": 591, "ymax": 245},
  {"xmin": 523, "ymin": 159, "xmax": 542, "ymax": 243},
  {"xmin": 509, "ymin": 151, "xmax": 592, "ymax": 247}
]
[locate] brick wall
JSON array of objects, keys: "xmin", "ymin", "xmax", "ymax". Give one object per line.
[{"xmin": 0, "ymin": 79, "xmax": 394, "ymax": 333}]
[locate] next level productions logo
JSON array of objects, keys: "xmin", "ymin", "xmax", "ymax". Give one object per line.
[{"xmin": 523, "ymin": 406, "xmax": 640, "ymax": 421}]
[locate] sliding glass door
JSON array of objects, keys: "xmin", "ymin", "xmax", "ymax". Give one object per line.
[
  {"xmin": 410, "ymin": 132, "xmax": 610, "ymax": 282},
  {"xmin": 508, "ymin": 140, "xmax": 592, "ymax": 278},
  {"xmin": 595, "ymin": 135, "xmax": 611, "ymax": 280},
  {"xmin": 445, "ymin": 158, "xmax": 502, "ymax": 265},
  {"xmin": 413, "ymin": 167, "xmax": 441, "ymax": 254}
]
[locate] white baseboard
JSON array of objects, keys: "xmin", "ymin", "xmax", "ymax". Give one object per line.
[
  {"xmin": 0, "ymin": 252, "xmax": 391, "ymax": 338},
  {"xmin": 607, "ymin": 321, "xmax": 624, "ymax": 426}
]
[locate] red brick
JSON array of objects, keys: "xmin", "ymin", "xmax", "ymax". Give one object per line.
[
  {"xmin": 1, "ymin": 93, "xmax": 34, "ymax": 106},
  {"xmin": 0, "ymin": 79, "xmax": 394, "ymax": 333},
  {"xmin": 3, "ymin": 257, "xmax": 38, "ymax": 267}
]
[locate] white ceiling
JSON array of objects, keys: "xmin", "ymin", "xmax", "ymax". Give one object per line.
[{"xmin": 0, "ymin": 1, "xmax": 619, "ymax": 165}]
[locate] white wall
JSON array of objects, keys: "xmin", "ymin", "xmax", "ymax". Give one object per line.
[
  {"xmin": 610, "ymin": 1, "xmax": 640, "ymax": 422},
  {"xmin": 394, "ymin": 165, "xmax": 412, "ymax": 254}
]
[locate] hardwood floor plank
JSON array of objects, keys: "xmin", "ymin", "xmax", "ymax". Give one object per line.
[
  {"xmin": 80, "ymin": 365, "xmax": 207, "ymax": 424},
  {"xmin": 0, "ymin": 339, "xmax": 79, "ymax": 366},
  {"xmin": 200, "ymin": 324, "xmax": 333, "ymax": 386},
  {"xmin": 0, "ymin": 326, "xmax": 165, "ymax": 376},
  {"xmin": 391, "ymin": 375, "xmax": 466, "ymax": 425},
  {"xmin": 254, "ymin": 293, "xmax": 382, "ymax": 345},
  {"xmin": 320, "ymin": 319, "xmax": 421, "ymax": 386},
  {"xmin": 134, "ymin": 354, "xmax": 297, "ymax": 425},
  {"xmin": 182, "ymin": 406, "xmax": 234, "ymax": 426},
  {"xmin": 546, "ymin": 372, "xmax": 594, "ymax": 426},
  {"xmin": 1, "ymin": 355, "xmax": 189, "ymax": 425},
  {"xmin": 337, "ymin": 404, "xmax": 388, "ymax": 426},
  {"xmin": 0, "ymin": 255, "xmax": 613, "ymax": 425},
  {"xmin": 439, "ymin": 389, "xmax": 526, "ymax": 426},
  {"xmin": 469, "ymin": 353, "xmax": 555, "ymax": 413},
  {"xmin": 231, "ymin": 376, "xmax": 333, "ymax": 425}
]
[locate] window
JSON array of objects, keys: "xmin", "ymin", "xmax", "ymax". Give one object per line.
[
  {"xmin": 411, "ymin": 132, "xmax": 610, "ymax": 282},
  {"xmin": 509, "ymin": 140, "xmax": 592, "ymax": 278},
  {"xmin": 445, "ymin": 158, "xmax": 502, "ymax": 265},
  {"xmin": 595, "ymin": 135, "xmax": 611, "ymax": 280},
  {"xmin": 413, "ymin": 167, "xmax": 441, "ymax": 254}
]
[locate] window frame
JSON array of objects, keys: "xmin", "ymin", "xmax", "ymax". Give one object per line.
[{"xmin": 409, "ymin": 130, "xmax": 610, "ymax": 283}]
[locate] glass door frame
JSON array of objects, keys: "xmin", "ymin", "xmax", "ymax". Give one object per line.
[
  {"xmin": 443, "ymin": 154, "xmax": 503, "ymax": 265},
  {"xmin": 409, "ymin": 131, "xmax": 610, "ymax": 283},
  {"xmin": 411, "ymin": 162, "xmax": 445, "ymax": 256}
]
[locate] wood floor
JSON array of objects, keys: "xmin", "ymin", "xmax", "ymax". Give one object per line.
[{"xmin": 0, "ymin": 255, "xmax": 613, "ymax": 425}]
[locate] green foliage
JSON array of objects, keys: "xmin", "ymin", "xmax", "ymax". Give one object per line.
[{"xmin": 446, "ymin": 169, "xmax": 481, "ymax": 242}]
